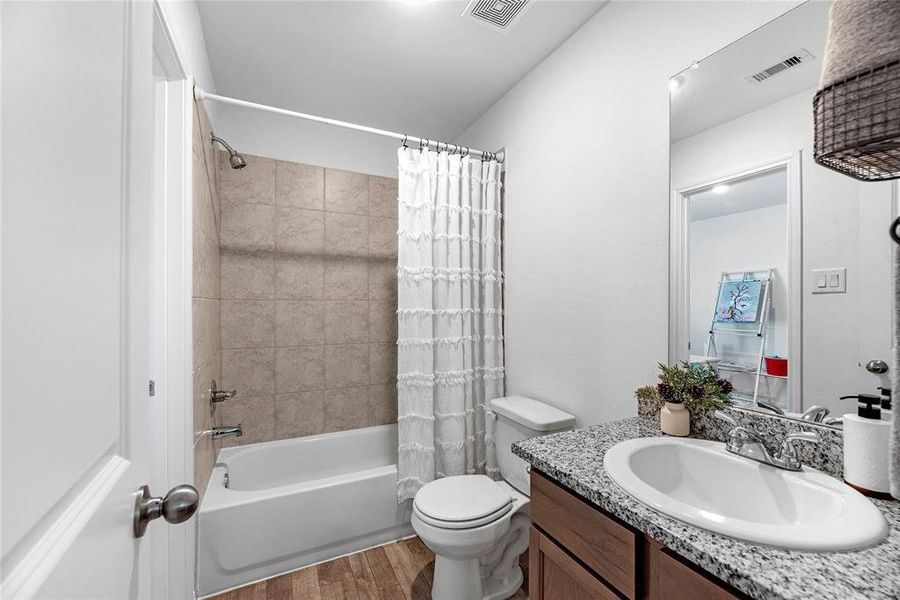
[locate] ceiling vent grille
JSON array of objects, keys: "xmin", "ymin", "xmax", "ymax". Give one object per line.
[
  {"xmin": 462, "ymin": 0, "xmax": 532, "ymax": 32},
  {"xmin": 745, "ymin": 49, "xmax": 814, "ymax": 84}
]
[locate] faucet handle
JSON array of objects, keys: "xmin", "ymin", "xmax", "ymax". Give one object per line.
[
  {"xmin": 714, "ymin": 411, "xmax": 766, "ymax": 452},
  {"xmin": 209, "ymin": 380, "xmax": 237, "ymax": 403},
  {"xmin": 777, "ymin": 430, "xmax": 819, "ymax": 470},
  {"xmin": 714, "ymin": 410, "xmax": 739, "ymax": 428},
  {"xmin": 781, "ymin": 430, "xmax": 819, "ymax": 447},
  {"xmin": 211, "ymin": 389, "xmax": 237, "ymax": 403}
]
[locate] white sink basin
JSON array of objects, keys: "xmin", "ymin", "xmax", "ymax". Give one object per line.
[{"xmin": 603, "ymin": 437, "xmax": 888, "ymax": 551}]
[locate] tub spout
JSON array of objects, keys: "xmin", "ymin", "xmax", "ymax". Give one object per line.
[{"xmin": 211, "ymin": 425, "xmax": 243, "ymax": 440}]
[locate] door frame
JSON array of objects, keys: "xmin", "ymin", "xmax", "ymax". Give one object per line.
[
  {"xmin": 150, "ymin": 3, "xmax": 194, "ymax": 598},
  {"xmin": 668, "ymin": 151, "xmax": 802, "ymax": 412}
]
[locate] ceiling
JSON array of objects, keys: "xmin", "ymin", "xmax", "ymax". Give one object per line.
[
  {"xmin": 196, "ymin": 0, "xmax": 606, "ymax": 142},
  {"xmin": 689, "ymin": 167, "xmax": 787, "ymax": 222},
  {"xmin": 671, "ymin": 0, "xmax": 830, "ymax": 142}
]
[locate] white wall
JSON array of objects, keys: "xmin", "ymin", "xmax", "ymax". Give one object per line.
[
  {"xmin": 210, "ymin": 104, "xmax": 400, "ymax": 178},
  {"xmin": 453, "ymin": 1, "xmax": 800, "ymax": 426},
  {"xmin": 672, "ymin": 88, "xmax": 895, "ymax": 416},
  {"xmin": 189, "ymin": 0, "xmax": 396, "ymax": 179},
  {"xmin": 157, "ymin": 0, "xmax": 217, "ymax": 92},
  {"xmin": 690, "ymin": 205, "xmax": 789, "ymax": 406}
]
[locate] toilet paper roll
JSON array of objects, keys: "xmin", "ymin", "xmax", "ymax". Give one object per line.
[{"xmin": 843, "ymin": 413, "xmax": 892, "ymax": 494}]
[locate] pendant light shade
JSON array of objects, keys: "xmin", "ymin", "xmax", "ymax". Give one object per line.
[{"xmin": 813, "ymin": 0, "xmax": 900, "ymax": 181}]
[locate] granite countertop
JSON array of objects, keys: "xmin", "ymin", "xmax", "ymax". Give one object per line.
[{"xmin": 512, "ymin": 417, "xmax": 900, "ymax": 600}]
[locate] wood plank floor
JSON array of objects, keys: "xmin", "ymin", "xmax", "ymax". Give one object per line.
[{"xmin": 208, "ymin": 536, "xmax": 528, "ymax": 600}]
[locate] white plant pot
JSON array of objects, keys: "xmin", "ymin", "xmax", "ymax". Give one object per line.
[{"xmin": 660, "ymin": 402, "xmax": 690, "ymax": 437}]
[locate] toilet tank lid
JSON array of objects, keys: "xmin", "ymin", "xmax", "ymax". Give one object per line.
[{"xmin": 490, "ymin": 396, "xmax": 575, "ymax": 432}]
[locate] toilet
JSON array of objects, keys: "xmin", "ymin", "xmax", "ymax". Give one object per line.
[{"xmin": 411, "ymin": 396, "xmax": 576, "ymax": 600}]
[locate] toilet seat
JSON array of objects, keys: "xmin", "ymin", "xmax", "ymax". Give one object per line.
[
  {"xmin": 414, "ymin": 475, "xmax": 513, "ymax": 530},
  {"xmin": 414, "ymin": 501, "xmax": 513, "ymax": 530}
]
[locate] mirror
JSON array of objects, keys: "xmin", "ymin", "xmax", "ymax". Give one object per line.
[{"xmin": 669, "ymin": 0, "xmax": 897, "ymax": 429}]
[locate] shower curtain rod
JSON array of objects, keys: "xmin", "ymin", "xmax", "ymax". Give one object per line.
[{"xmin": 195, "ymin": 89, "xmax": 505, "ymax": 163}]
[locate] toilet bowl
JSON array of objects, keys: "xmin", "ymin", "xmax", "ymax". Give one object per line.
[
  {"xmin": 411, "ymin": 396, "xmax": 575, "ymax": 600},
  {"xmin": 412, "ymin": 476, "xmax": 529, "ymax": 600}
]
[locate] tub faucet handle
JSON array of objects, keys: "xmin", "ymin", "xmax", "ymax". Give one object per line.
[
  {"xmin": 210, "ymin": 424, "xmax": 243, "ymax": 440},
  {"xmin": 209, "ymin": 380, "xmax": 237, "ymax": 403}
]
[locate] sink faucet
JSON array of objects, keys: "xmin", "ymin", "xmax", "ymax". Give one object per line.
[
  {"xmin": 714, "ymin": 411, "xmax": 818, "ymax": 471},
  {"xmin": 755, "ymin": 399, "xmax": 785, "ymax": 416},
  {"xmin": 799, "ymin": 405, "xmax": 831, "ymax": 423},
  {"xmin": 209, "ymin": 424, "xmax": 243, "ymax": 440}
]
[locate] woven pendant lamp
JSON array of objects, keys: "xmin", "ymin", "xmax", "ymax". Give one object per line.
[{"xmin": 813, "ymin": 0, "xmax": 900, "ymax": 182}]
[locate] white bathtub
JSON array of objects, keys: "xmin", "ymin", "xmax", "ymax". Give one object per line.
[{"xmin": 197, "ymin": 424, "xmax": 413, "ymax": 597}]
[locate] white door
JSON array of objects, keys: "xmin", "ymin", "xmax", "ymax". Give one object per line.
[
  {"xmin": 1, "ymin": 1, "xmax": 193, "ymax": 597},
  {"xmin": 855, "ymin": 181, "xmax": 897, "ymax": 394}
]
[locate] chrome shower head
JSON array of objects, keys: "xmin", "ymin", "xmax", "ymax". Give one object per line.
[
  {"xmin": 211, "ymin": 135, "xmax": 247, "ymax": 169},
  {"xmin": 229, "ymin": 152, "xmax": 247, "ymax": 169}
]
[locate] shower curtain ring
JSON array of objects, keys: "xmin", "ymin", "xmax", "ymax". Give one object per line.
[{"xmin": 401, "ymin": 134, "xmax": 408, "ymax": 149}]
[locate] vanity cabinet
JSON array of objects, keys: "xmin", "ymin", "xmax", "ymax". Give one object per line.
[{"xmin": 529, "ymin": 471, "xmax": 748, "ymax": 600}]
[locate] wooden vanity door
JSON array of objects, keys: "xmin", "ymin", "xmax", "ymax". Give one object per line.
[{"xmin": 528, "ymin": 527, "xmax": 619, "ymax": 600}]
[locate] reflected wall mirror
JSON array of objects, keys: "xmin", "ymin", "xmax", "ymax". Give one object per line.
[{"xmin": 669, "ymin": 0, "xmax": 898, "ymax": 429}]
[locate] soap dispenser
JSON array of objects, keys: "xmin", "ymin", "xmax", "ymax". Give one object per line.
[
  {"xmin": 840, "ymin": 394, "xmax": 891, "ymax": 496},
  {"xmin": 878, "ymin": 386, "xmax": 892, "ymax": 417}
]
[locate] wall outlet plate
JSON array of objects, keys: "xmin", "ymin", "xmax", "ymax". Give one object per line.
[{"xmin": 811, "ymin": 267, "xmax": 846, "ymax": 294}]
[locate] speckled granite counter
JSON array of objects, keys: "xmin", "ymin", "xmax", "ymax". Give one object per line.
[{"xmin": 513, "ymin": 417, "xmax": 900, "ymax": 600}]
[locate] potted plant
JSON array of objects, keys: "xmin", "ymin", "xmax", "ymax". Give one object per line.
[{"xmin": 635, "ymin": 363, "xmax": 732, "ymax": 436}]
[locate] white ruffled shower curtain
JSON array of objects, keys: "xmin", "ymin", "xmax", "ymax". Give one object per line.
[{"xmin": 396, "ymin": 147, "xmax": 505, "ymax": 502}]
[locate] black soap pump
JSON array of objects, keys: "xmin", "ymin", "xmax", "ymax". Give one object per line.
[
  {"xmin": 839, "ymin": 394, "xmax": 882, "ymax": 419},
  {"xmin": 840, "ymin": 393, "xmax": 891, "ymax": 495},
  {"xmin": 878, "ymin": 387, "xmax": 892, "ymax": 414}
]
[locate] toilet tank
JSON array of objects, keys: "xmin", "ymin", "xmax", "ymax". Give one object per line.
[{"xmin": 489, "ymin": 396, "xmax": 575, "ymax": 495}]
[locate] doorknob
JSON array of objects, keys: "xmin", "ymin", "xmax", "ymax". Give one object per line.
[
  {"xmin": 133, "ymin": 484, "xmax": 199, "ymax": 538},
  {"xmin": 866, "ymin": 359, "xmax": 889, "ymax": 374}
]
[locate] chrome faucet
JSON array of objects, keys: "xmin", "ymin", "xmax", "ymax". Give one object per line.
[
  {"xmin": 799, "ymin": 405, "xmax": 831, "ymax": 423},
  {"xmin": 209, "ymin": 424, "xmax": 243, "ymax": 440},
  {"xmin": 755, "ymin": 399, "xmax": 785, "ymax": 416},
  {"xmin": 209, "ymin": 380, "xmax": 237, "ymax": 404},
  {"xmin": 714, "ymin": 411, "xmax": 819, "ymax": 471}
]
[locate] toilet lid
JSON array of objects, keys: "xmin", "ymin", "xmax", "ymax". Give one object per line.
[{"xmin": 414, "ymin": 475, "xmax": 512, "ymax": 524}]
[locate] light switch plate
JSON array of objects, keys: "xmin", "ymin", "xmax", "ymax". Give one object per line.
[{"xmin": 812, "ymin": 267, "xmax": 846, "ymax": 294}]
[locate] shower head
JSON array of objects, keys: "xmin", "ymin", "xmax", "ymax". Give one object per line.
[
  {"xmin": 228, "ymin": 152, "xmax": 247, "ymax": 170},
  {"xmin": 210, "ymin": 135, "xmax": 247, "ymax": 169}
]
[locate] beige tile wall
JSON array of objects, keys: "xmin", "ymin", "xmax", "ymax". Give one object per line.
[
  {"xmin": 192, "ymin": 100, "xmax": 223, "ymax": 495},
  {"xmin": 217, "ymin": 151, "xmax": 399, "ymax": 447}
]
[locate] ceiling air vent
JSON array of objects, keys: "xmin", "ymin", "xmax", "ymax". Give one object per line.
[
  {"xmin": 462, "ymin": 0, "xmax": 532, "ymax": 33},
  {"xmin": 745, "ymin": 49, "xmax": 814, "ymax": 84}
]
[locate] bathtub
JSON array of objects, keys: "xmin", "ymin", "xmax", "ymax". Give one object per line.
[{"xmin": 197, "ymin": 424, "xmax": 413, "ymax": 597}]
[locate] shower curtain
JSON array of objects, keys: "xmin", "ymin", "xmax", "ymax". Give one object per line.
[{"xmin": 396, "ymin": 147, "xmax": 505, "ymax": 502}]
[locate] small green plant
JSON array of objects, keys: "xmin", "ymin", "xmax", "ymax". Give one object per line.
[{"xmin": 635, "ymin": 362, "xmax": 732, "ymax": 412}]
